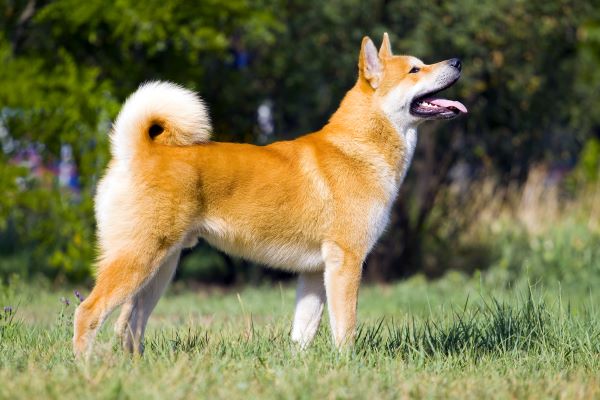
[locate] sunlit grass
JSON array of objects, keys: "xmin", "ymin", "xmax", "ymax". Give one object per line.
[{"xmin": 1, "ymin": 274, "xmax": 598, "ymax": 399}]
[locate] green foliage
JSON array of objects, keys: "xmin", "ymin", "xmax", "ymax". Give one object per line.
[
  {"xmin": 0, "ymin": 0, "xmax": 281, "ymax": 281},
  {"xmin": 487, "ymin": 221, "xmax": 600, "ymax": 288},
  {"xmin": 573, "ymin": 138, "xmax": 600, "ymax": 183},
  {"xmin": 1, "ymin": 0, "xmax": 600, "ymax": 281},
  {"xmin": 394, "ymin": 0, "xmax": 595, "ymax": 169},
  {"xmin": 0, "ymin": 7, "xmax": 120, "ymax": 278},
  {"xmin": 575, "ymin": 18, "xmax": 600, "ymax": 130},
  {"xmin": 0, "ymin": 163, "xmax": 24, "ymax": 231},
  {"xmin": 179, "ymin": 246, "xmax": 229, "ymax": 282}
]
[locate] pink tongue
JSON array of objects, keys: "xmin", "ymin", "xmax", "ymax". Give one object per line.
[{"xmin": 427, "ymin": 98, "xmax": 468, "ymax": 113}]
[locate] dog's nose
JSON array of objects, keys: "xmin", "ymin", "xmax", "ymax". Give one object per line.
[{"xmin": 448, "ymin": 58, "xmax": 462, "ymax": 71}]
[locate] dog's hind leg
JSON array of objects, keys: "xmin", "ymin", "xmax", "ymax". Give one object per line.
[
  {"xmin": 114, "ymin": 300, "xmax": 134, "ymax": 346},
  {"xmin": 73, "ymin": 242, "xmax": 175, "ymax": 357},
  {"xmin": 115, "ymin": 250, "xmax": 180, "ymax": 354},
  {"xmin": 291, "ymin": 271, "xmax": 326, "ymax": 348}
]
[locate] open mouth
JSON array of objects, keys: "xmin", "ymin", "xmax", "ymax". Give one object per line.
[{"xmin": 410, "ymin": 82, "xmax": 468, "ymax": 120}]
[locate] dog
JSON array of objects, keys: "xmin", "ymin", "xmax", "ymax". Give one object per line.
[{"xmin": 73, "ymin": 33, "xmax": 467, "ymax": 356}]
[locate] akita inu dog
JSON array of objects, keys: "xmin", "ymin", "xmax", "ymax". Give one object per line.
[{"xmin": 73, "ymin": 33, "xmax": 466, "ymax": 356}]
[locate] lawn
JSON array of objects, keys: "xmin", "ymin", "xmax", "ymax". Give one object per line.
[{"xmin": 1, "ymin": 273, "xmax": 598, "ymax": 399}]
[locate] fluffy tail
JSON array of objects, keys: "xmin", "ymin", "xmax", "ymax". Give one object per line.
[{"xmin": 110, "ymin": 81, "xmax": 212, "ymax": 160}]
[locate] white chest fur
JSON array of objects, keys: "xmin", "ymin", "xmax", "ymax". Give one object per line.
[
  {"xmin": 365, "ymin": 126, "xmax": 418, "ymax": 252},
  {"xmin": 198, "ymin": 217, "xmax": 324, "ymax": 272},
  {"xmin": 399, "ymin": 127, "xmax": 418, "ymax": 185}
]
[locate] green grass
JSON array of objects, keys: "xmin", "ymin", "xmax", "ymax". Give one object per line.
[{"xmin": 1, "ymin": 273, "xmax": 598, "ymax": 399}]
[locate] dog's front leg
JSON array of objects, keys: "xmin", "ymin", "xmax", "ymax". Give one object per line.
[
  {"xmin": 322, "ymin": 242, "xmax": 363, "ymax": 348},
  {"xmin": 291, "ymin": 271, "xmax": 326, "ymax": 348}
]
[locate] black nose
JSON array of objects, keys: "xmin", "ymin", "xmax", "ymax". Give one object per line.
[{"xmin": 448, "ymin": 58, "xmax": 462, "ymax": 71}]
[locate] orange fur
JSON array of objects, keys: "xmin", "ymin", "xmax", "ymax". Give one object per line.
[{"xmin": 73, "ymin": 34, "xmax": 465, "ymax": 355}]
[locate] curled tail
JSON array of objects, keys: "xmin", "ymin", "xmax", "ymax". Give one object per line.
[{"xmin": 110, "ymin": 81, "xmax": 212, "ymax": 160}]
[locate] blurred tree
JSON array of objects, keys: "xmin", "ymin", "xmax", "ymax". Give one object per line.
[
  {"xmin": 0, "ymin": 0, "xmax": 281, "ymax": 280},
  {"xmin": 0, "ymin": 0, "xmax": 599, "ymax": 282},
  {"xmin": 367, "ymin": 0, "xmax": 600, "ymax": 279}
]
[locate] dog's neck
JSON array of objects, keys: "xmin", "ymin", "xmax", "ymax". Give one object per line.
[{"xmin": 319, "ymin": 84, "xmax": 418, "ymax": 193}]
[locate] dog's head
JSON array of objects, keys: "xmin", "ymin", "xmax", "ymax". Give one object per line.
[{"xmin": 359, "ymin": 33, "xmax": 467, "ymax": 128}]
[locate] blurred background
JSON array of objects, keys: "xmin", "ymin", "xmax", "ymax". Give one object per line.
[{"xmin": 1, "ymin": 0, "xmax": 599, "ymax": 288}]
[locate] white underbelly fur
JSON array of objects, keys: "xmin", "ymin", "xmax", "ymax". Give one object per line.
[{"xmin": 194, "ymin": 217, "xmax": 324, "ymax": 272}]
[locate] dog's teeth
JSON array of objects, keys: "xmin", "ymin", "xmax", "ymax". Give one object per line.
[{"xmin": 416, "ymin": 100, "xmax": 442, "ymax": 109}]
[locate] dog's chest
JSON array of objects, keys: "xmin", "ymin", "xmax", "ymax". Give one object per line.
[
  {"xmin": 363, "ymin": 129, "xmax": 417, "ymax": 251},
  {"xmin": 364, "ymin": 198, "xmax": 395, "ymax": 252},
  {"xmin": 398, "ymin": 128, "xmax": 418, "ymax": 185},
  {"xmin": 375, "ymin": 126, "xmax": 418, "ymax": 230}
]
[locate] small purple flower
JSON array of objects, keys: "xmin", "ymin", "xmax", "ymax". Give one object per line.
[
  {"xmin": 3, "ymin": 306, "xmax": 12, "ymax": 314},
  {"xmin": 74, "ymin": 290, "xmax": 85, "ymax": 304},
  {"xmin": 60, "ymin": 297, "xmax": 70, "ymax": 306}
]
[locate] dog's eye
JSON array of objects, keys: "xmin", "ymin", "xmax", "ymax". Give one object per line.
[{"xmin": 409, "ymin": 66, "xmax": 420, "ymax": 74}]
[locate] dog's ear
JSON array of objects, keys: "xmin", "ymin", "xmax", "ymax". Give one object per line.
[
  {"xmin": 359, "ymin": 37, "xmax": 382, "ymax": 89},
  {"xmin": 379, "ymin": 32, "xmax": 393, "ymax": 58}
]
